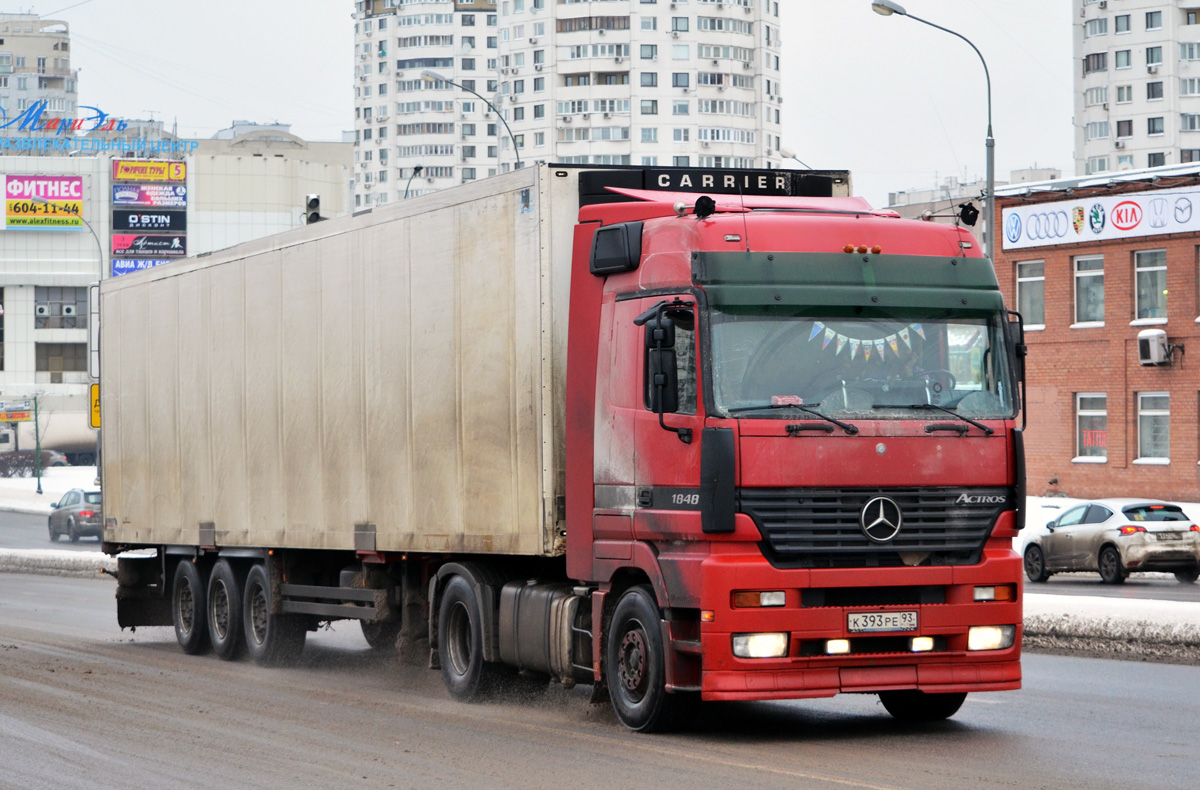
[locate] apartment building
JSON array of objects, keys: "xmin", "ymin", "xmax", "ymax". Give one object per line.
[
  {"xmin": 0, "ymin": 13, "xmax": 78, "ymax": 137},
  {"xmin": 1077, "ymin": 0, "xmax": 1200, "ymax": 175},
  {"xmin": 352, "ymin": 0, "xmax": 784, "ymax": 208}
]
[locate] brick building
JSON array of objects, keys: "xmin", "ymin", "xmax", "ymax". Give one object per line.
[{"xmin": 994, "ymin": 165, "xmax": 1200, "ymax": 501}]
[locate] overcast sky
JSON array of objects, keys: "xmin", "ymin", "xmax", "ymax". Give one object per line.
[{"xmin": 27, "ymin": 0, "xmax": 1074, "ymax": 208}]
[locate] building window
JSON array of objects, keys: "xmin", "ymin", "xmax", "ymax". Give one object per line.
[
  {"xmin": 641, "ymin": 44, "xmax": 657, "ymax": 60},
  {"xmin": 673, "ymin": 155, "xmax": 690, "ymax": 167},
  {"xmin": 1185, "ymin": 149, "xmax": 1200, "ymax": 163},
  {"xmin": 35, "ymin": 343, "xmax": 87, "ymax": 382},
  {"xmin": 1136, "ymin": 392, "xmax": 1170, "ymax": 462},
  {"xmin": 34, "ymin": 287, "xmax": 87, "ymax": 329},
  {"xmin": 1084, "ymin": 86, "xmax": 1108, "ymax": 106},
  {"xmin": 1115, "ymin": 14, "xmax": 1131, "ymax": 33},
  {"xmin": 1148, "ymin": 151, "xmax": 1167, "ymax": 167},
  {"xmin": 1135, "ymin": 249, "xmax": 1167, "ymax": 320},
  {"xmin": 1147, "ymin": 46, "xmax": 1163, "ymax": 66},
  {"xmin": 1017, "ymin": 260, "xmax": 1045, "ymax": 328},
  {"xmin": 641, "ymin": 127, "xmax": 657, "ymax": 143},
  {"xmin": 672, "ymin": 100, "xmax": 689, "ymax": 115},
  {"xmin": 1183, "ymin": 114, "xmax": 1200, "ymax": 132},
  {"xmin": 1147, "ymin": 81, "xmax": 1163, "ymax": 101},
  {"xmin": 1148, "ymin": 116, "xmax": 1165, "ymax": 136},
  {"xmin": 1118, "ymin": 154, "xmax": 1135, "ymax": 168},
  {"xmin": 1084, "ymin": 18, "xmax": 1107, "ymax": 37},
  {"xmin": 1075, "ymin": 394, "xmax": 1108, "ymax": 461},
  {"xmin": 1146, "ymin": 10, "xmax": 1162, "ymax": 30},
  {"xmin": 641, "ymin": 72, "xmax": 657, "ymax": 87},
  {"xmin": 1116, "ymin": 119, "xmax": 1132, "ymax": 138},
  {"xmin": 1116, "ymin": 84, "xmax": 1133, "ymax": 103},
  {"xmin": 1074, "ymin": 256, "xmax": 1105, "ymax": 324},
  {"xmin": 1115, "ymin": 49, "xmax": 1131, "ymax": 69},
  {"xmin": 1083, "ymin": 53, "xmax": 1107, "ymax": 74},
  {"xmin": 672, "ymin": 72, "xmax": 689, "ymax": 88},
  {"xmin": 640, "ymin": 99, "xmax": 658, "ymax": 114},
  {"xmin": 1086, "ymin": 156, "xmax": 1110, "ymax": 175}
]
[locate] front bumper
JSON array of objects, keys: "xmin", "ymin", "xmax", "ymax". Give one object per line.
[{"xmin": 697, "ymin": 541, "xmax": 1022, "ymax": 701}]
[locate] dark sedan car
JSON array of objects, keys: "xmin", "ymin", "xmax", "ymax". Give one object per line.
[{"xmin": 48, "ymin": 488, "xmax": 103, "ymax": 542}]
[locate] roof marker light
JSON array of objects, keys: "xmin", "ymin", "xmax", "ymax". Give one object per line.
[
  {"xmin": 856, "ymin": 245, "xmax": 868, "ymax": 254},
  {"xmin": 871, "ymin": 245, "xmax": 882, "ymax": 254},
  {"xmin": 844, "ymin": 244, "xmax": 855, "ymax": 253}
]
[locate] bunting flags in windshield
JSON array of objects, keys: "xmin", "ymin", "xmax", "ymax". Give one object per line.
[{"xmin": 808, "ymin": 322, "xmax": 925, "ymax": 362}]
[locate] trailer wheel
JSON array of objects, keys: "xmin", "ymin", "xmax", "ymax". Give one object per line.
[
  {"xmin": 360, "ymin": 618, "xmax": 403, "ymax": 652},
  {"xmin": 878, "ymin": 690, "xmax": 967, "ymax": 721},
  {"xmin": 207, "ymin": 560, "xmax": 246, "ymax": 661},
  {"xmin": 242, "ymin": 564, "xmax": 306, "ymax": 667},
  {"xmin": 172, "ymin": 560, "xmax": 211, "ymax": 655},
  {"xmin": 437, "ymin": 575, "xmax": 500, "ymax": 701},
  {"xmin": 606, "ymin": 585, "xmax": 691, "ymax": 733}
]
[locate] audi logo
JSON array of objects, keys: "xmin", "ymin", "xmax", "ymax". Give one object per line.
[{"xmin": 1024, "ymin": 211, "xmax": 1070, "ymax": 241}]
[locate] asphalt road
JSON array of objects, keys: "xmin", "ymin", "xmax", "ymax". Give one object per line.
[
  {"xmin": 0, "ymin": 574, "xmax": 1196, "ymax": 790},
  {"xmin": 0, "ymin": 510, "xmax": 101, "ymax": 552}
]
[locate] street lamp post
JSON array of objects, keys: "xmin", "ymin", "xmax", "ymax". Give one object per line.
[
  {"xmin": 404, "ymin": 164, "xmax": 425, "ymax": 199},
  {"xmin": 420, "ymin": 69, "xmax": 524, "ymax": 170},
  {"xmin": 30, "ymin": 195, "xmax": 106, "ymax": 274},
  {"xmin": 871, "ymin": 0, "xmax": 994, "ymax": 257}
]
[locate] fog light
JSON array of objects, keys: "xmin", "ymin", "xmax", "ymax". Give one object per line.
[
  {"xmin": 968, "ymin": 625, "xmax": 1016, "ymax": 651},
  {"xmin": 973, "ymin": 585, "xmax": 1015, "ymax": 602},
  {"xmin": 825, "ymin": 638, "xmax": 851, "ymax": 655},
  {"xmin": 911, "ymin": 636, "xmax": 935, "ymax": 652},
  {"xmin": 732, "ymin": 590, "xmax": 786, "ymax": 608},
  {"xmin": 732, "ymin": 632, "xmax": 789, "ymax": 658}
]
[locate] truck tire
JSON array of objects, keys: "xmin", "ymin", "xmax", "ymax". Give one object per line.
[
  {"xmin": 878, "ymin": 690, "xmax": 967, "ymax": 721},
  {"xmin": 172, "ymin": 560, "xmax": 211, "ymax": 655},
  {"xmin": 605, "ymin": 585, "xmax": 693, "ymax": 733},
  {"xmin": 360, "ymin": 618, "xmax": 403, "ymax": 652},
  {"xmin": 207, "ymin": 560, "xmax": 246, "ymax": 661},
  {"xmin": 242, "ymin": 564, "xmax": 306, "ymax": 667},
  {"xmin": 437, "ymin": 575, "xmax": 501, "ymax": 701}
]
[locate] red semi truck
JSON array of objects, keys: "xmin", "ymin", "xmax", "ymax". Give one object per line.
[{"xmin": 104, "ymin": 165, "xmax": 1026, "ymax": 732}]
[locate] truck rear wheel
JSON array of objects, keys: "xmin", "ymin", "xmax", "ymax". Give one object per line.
[
  {"xmin": 437, "ymin": 575, "xmax": 501, "ymax": 701},
  {"xmin": 172, "ymin": 560, "xmax": 211, "ymax": 655},
  {"xmin": 878, "ymin": 690, "xmax": 967, "ymax": 721},
  {"xmin": 207, "ymin": 560, "xmax": 245, "ymax": 661},
  {"xmin": 360, "ymin": 618, "xmax": 403, "ymax": 652},
  {"xmin": 605, "ymin": 585, "xmax": 693, "ymax": 733},
  {"xmin": 242, "ymin": 564, "xmax": 306, "ymax": 667}
]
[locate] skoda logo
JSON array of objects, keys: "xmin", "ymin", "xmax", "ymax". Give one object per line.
[
  {"xmin": 860, "ymin": 497, "xmax": 903, "ymax": 543},
  {"xmin": 1004, "ymin": 213, "xmax": 1021, "ymax": 243}
]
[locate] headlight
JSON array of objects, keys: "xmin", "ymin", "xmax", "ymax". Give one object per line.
[
  {"xmin": 731, "ymin": 632, "xmax": 789, "ymax": 658},
  {"xmin": 968, "ymin": 625, "xmax": 1016, "ymax": 651}
]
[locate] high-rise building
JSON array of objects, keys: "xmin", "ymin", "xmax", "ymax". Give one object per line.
[
  {"xmin": 0, "ymin": 13, "xmax": 78, "ymax": 134},
  {"xmin": 1076, "ymin": 0, "xmax": 1200, "ymax": 175},
  {"xmin": 351, "ymin": 0, "xmax": 785, "ymax": 208}
]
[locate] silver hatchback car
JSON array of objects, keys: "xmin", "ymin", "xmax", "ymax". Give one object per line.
[{"xmin": 1024, "ymin": 499, "xmax": 1200, "ymax": 584}]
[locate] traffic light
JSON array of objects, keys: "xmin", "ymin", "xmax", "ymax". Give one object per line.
[{"xmin": 304, "ymin": 194, "xmax": 321, "ymax": 224}]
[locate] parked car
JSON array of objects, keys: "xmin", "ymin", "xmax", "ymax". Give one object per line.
[
  {"xmin": 48, "ymin": 488, "xmax": 103, "ymax": 543},
  {"xmin": 0, "ymin": 449, "xmax": 68, "ymax": 478},
  {"xmin": 1023, "ymin": 499, "xmax": 1200, "ymax": 585}
]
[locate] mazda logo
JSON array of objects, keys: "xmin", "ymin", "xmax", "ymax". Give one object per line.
[{"xmin": 860, "ymin": 497, "xmax": 903, "ymax": 543}]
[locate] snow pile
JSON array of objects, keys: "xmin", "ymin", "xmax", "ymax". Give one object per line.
[
  {"xmin": 0, "ymin": 466, "xmax": 98, "ymax": 515},
  {"xmin": 0, "ymin": 548, "xmax": 116, "ymax": 578}
]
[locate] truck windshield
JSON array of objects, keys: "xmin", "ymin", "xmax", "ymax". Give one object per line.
[{"xmin": 710, "ymin": 307, "xmax": 1016, "ymax": 420}]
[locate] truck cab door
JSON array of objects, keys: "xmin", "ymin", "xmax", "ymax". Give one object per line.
[{"xmin": 626, "ymin": 295, "xmax": 704, "ymax": 522}]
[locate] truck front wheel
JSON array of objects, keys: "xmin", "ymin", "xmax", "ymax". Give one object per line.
[
  {"xmin": 878, "ymin": 690, "xmax": 967, "ymax": 721},
  {"xmin": 437, "ymin": 575, "xmax": 500, "ymax": 701},
  {"xmin": 243, "ymin": 563, "xmax": 307, "ymax": 667},
  {"xmin": 207, "ymin": 560, "xmax": 245, "ymax": 661},
  {"xmin": 605, "ymin": 585, "xmax": 692, "ymax": 733},
  {"xmin": 172, "ymin": 560, "xmax": 211, "ymax": 655}
]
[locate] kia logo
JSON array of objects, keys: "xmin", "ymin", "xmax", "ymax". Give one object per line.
[{"xmin": 1111, "ymin": 201, "xmax": 1142, "ymax": 231}]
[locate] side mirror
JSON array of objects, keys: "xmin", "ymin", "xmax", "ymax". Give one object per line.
[
  {"xmin": 1045, "ymin": 520, "xmax": 1055, "ymax": 530},
  {"xmin": 648, "ymin": 347, "xmax": 679, "ymax": 414},
  {"xmin": 51, "ymin": 503, "xmax": 60, "ymax": 509},
  {"xmin": 639, "ymin": 306, "xmax": 692, "ymax": 444}
]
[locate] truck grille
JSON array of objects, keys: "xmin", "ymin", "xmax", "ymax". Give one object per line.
[{"xmin": 740, "ymin": 487, "xmax": 1008, "ymax": 569}]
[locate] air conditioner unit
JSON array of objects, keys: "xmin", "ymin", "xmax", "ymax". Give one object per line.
[
  {"xmin": 702, "ymin": 141, "xmax": 710, "ymax": 147},
  {"xmin": 461, "ymin": 112, "xmax": 468, "ymax": 119},
  {"xmin": 535, "ymin": 64, "xmax": 543, "ymax": 71},
  {"xmin": 427, "ymin": 177, "xmax": 435, "ymax": 183},
  {"xmin": 500, "ymin": 67, "xmax": 508, "ymax": 74},
  {"xmin": 365, "ymin": 28, "xmax": 372, "ymax": 36},
  {"xmin": 359, "ymin": 162, "xmax": 368, "ymax": 169},
  {"xmin": 359, "ymin": 75, "xmax": 367, "ymax": 82},
  {"xmin": 1148, "ymin": 65, "xmax": 1159, "ymax": 74},
  {"xmin": 360, "ymin": 53, "xmax": 368, "ymax": 60},
  {"xmin": 35, "ymin": 304, "xmax": 49, "ymax": 317},
  {"xmin": 712, "ymin": 59, "xmax": 720, "ymax": 66},
  {"xmin": 598, "ymin": 28, "xmax": 605, "ymax": 35},
  {"xmin": 63, "ymin": 304, "xmax": 77, "ymax": 316},
  {"xmin": 508, "ymin": 94, "xmax": 516, "ymax": 102},
  {"xmin": 1138, "ymin": 328, "xmax": 1172, "ymax": 365},
  {"xmin": 529, "ymin": 37, "xmax": 538, "ymax": 44},
  {"xmin": 1115, "ymin": 140, "xmax": 1124, "ymax": 148},
  {"xmin": 743, "ymin": 61, "xmax": 752, "ymax": 69},
  {"xmin": 1099, "ymin": 0, "xmax": 1107, "ymax": 7},
  {"xmin": 615, "ymin": 56, "xmax": 624, "ymax": 63},
  {"xmin": 672, "ymin": 31, "xmax": 679, "ymax": 38},
  {"xmin": 377, "ymin": 114, "xmax": 388, "ymax": 122},
  {"xmin": 364, "ymin": 182, "xmax": 373, "ymax": 190},
  {"xmin": 603, "ymin": 112, "xmax": 612, "ymax": 119},
  {"xmin": 563, "ymin": 115, "xmax": 573, "ymax": 123},
  {"xmin": 1103, "ymin": 102, "xmax": 1108, "ymax": 110},
  {"xmin": 582, "ymin": 112, "xmax": 590, "ymax": 119}
]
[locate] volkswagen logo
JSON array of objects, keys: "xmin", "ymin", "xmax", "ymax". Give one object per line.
[
  {"xmin": 860, "ymin": 496, "xmax": 903, "ymax": 543},
  {"xmin": 1024, "ymin": 211, "xmax": 1069, "ymax": 241},
  {"xmin": 1004, "ymin": 213, "xmax": 1021, "ymax": 244}
]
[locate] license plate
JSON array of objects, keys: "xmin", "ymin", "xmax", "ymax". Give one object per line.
[
  {"xmin": 1156, "ymin": 532, "xmax": 1183, "ymax": 541},
  {"xmin": 848, "ymin": 610, "xmax": 918, "ymax": 633}
]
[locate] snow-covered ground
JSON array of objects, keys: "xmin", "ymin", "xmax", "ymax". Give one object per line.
[{"xmin": 0, "ymin": 466, "xmax": 98, "ymax": 515}]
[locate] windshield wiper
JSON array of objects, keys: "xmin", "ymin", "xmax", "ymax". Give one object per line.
[
  {"xmin": 725, "ymin": 402, "xmax": 859, "ymax": 435},
  {"xmin": 910, "ymin": 403, "xmax": 995, "ymax": 435}
]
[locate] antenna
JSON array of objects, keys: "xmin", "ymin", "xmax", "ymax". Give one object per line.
[{"xmin": 737, "ymin": 181, "xmax": 750, "ymax": 253}]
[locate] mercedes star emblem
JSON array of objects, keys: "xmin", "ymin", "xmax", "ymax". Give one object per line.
[{"xmin": 860, "ymin": 496, "xmax": 903, "ymax": 543}]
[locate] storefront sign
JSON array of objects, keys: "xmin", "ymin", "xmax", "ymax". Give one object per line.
[
  {"xmin": 112, "ymin": 183, "xmax": 187, "ymax": 208},
  {"xmin": 4, "ymin": 175, "xmax": 83, "ymax": 230},
  {"xmin": 112, "ymin": 209, "xmax": 187, "ymax": 232},
  {"xmin": 112, "ymin": 234, "xmax": 186, "ymax": 257},
  {"xmin": 111, "ymin": 159, "xmax": 186, "ymax": 183},
  {"xmin": 112, "ymin": 259, "xmax": 173, "ymax": 277},
  {"xmin": 1003, "ymin": 183, "xmax": 1200, "ymax": 250}
]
